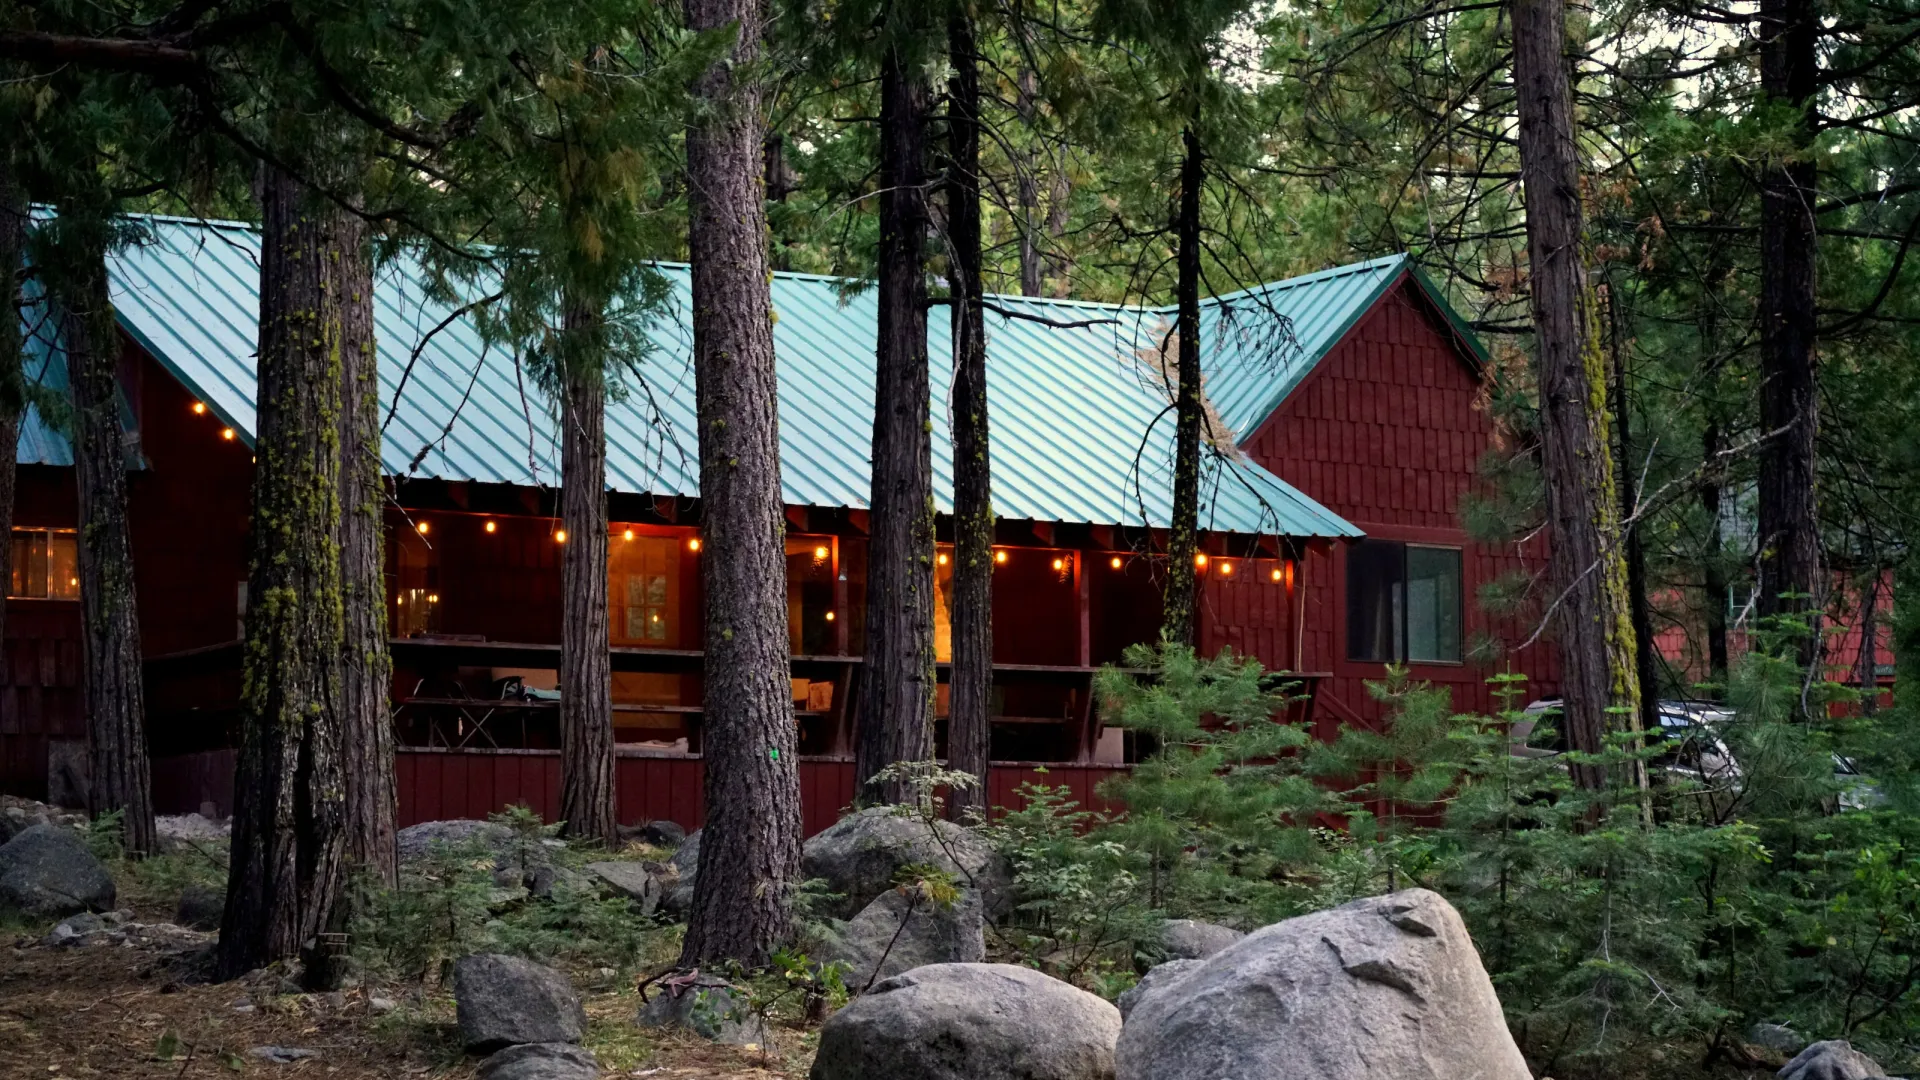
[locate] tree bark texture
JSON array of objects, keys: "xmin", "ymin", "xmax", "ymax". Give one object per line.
[
  {"xmin": 219, "ymin": 168, "xmax": 350, "ymax": 982},
  {"xmin": 945, "ymin": 9, "xmax": 993, "ymax": 822},
  {"xmin": 1160, "ymin": 126, "xmax": 1204, "ymax": 648},
  {"xmin": 62, "ymin": 222, "xmax": 155, "ymax": 855},
  {"xmin": 559, "ymin": 335, "xmax": 616, "ymax": 845},
  {"xmin": 854, "ymin": 42, "xmax": 937, "ymax": 806},
  {"xmin": 335, "ymin": 225, "xmax": 394, "ymax": 886},
  {"xmin": 679, "ymin": 0, "xmax": 804, "ymax": 968},
  {"xmin": 1605, "ymin": 283, "xmax": 1660, "ymax": 732},
  {"xmin": 1755, "ymin": 0, "xmax": 1821, "ymax": 663},
  {"xmin": 1510, "ymin": 0, "xmax": 1644, "ymax": 791},
  {"xmin": 0, "ymin": 158, "xmax": 25, "ymax": 679}
]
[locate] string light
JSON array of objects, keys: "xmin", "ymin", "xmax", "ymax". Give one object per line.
[
  {"xmin": 221, "ymin": 428, "xmax": 236, "ymax": 441},
  {"xmin": 554, "ymin": 529, "xmax": 568, "ymax": 543},
  {"xmin": 825, "ymin": 611, "xmax": 836, "ymax": 621},
  {"xmin": 416, "ymin": 521, "xmax": 430, "ymax": 535},
  {"xmin": 687, "ymin": 537, "xmax": 702, "ymax": 552},
  {"xmin": 191, "ymin": 402, "xmax": 206, "ymax": 415},
  {"xmin": 1194, "ymin": 553, "xmax": 1208, "ymax": 568},
  {"xmin": 623, "ymin": 529, "xmax": 635, "ymax": 541},
  {"xmin": 1219, "ymin": 562, "xmax": 1234, "ymax": 576},
  {"xmin": 485, "ymin": 521, "xmax": 497, "ymax": 534},
  {"xmin": 994, "ymin": 550, "xmax": 1008, "ymax": 564},
  {"xmin": 1110, "ymin": 556, "xmax": 1123, "ymax": 570}
]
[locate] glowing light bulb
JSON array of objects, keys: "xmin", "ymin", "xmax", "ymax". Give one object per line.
[
  {"xmin": 1271, "ymin": 566, "xmax": 1283, "ymax": 582},
  {"xmin": 1194, "ymin": 553, "xmax": 1209, "ymax": 568},
  {"xmin": 687, "ymin": 537, "xmax": 702, "ymax": 552},
  {"xmin": 485, "ymin": 521, "xmax": 497, "ymax": 534},
  {"xmin": 1051, "ymin": 557, "xmax": 1065, "ymax": 571},
  {"xmin": 416, "ymin": 521, "xmax": 430, "ymax": 535},
  {"xmin": 428, "ymin": 593, "xmax": 439, "ymax": 603},
  {"xmin": 221, "ymin": 427, "xmax": 235, "ymax": 441},
  {"xmin": 825, "ymin": 611, "xmax": 836, "ymax": 621},
  {"xmin": 1220, "ymin": 562, "xmax": 1234, "ymax": 576},
  {"xmin": 555, "ymin": 529, "xmax": 568, "ymax": 543},
  {"xmin": 937, "ymin": 552, "xmax": 949, "ymax": 566},
  {"xmin": 1110, "ymin": 556, "xmax": 1123, "ymax": 570},
  {"xmin": 623, "ymin": 529, "xmax": 635, "ymax": 541},
  {"xmin": 994, "ymin": 550, "xmax": 1008, "ymax": 565},
  {"xmin": 815, "ymin": 545, "xmax": 830, "ymax": 560},
  {"xmin": 191, "ymin": 402, "xmax": 206, "ymax": 415}
]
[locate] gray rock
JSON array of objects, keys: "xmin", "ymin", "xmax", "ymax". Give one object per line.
[
  {"xmin": 478, "ymin": 1042, "xmax": 601, "ymax": 1080},
  {"xmin": 176, "ymin": 884, "xmax": 225, "ymax": 931},
  {"xmin": 1115, "ymin": 959, "xmax": 1203, "ymax": 1021},
  {"xmin": 824, "ymin": 886, "xmax": 985, "ymax": 988},
  {"xmin": 1157, "ymin": 919, "xmax": 1243, "ymax": 961},
  {"xmin": 660, "ymin": 830, "xmax": 700, "ymax": 918},
  {"xmin": 585, "ymin": 862, "xmax": 661, "ymax": 916},
  {"xmin": 812, "ymin": 963, "xmax": 1118, "ymax": 1080},
  {"xmin": 0, "ymin": 823, "xmax": 115, "ymax": 917},
  {"xmin": 249, "ymin": 1047, "xmax": 320, "ymax": 1063},
  {"xmin": 453, "ymin": 954, "xmax": 586, "ymax": 1052},
  {"xmin": 637, "ymin": 976, "xmax": 772, "ymax": 1048},
  {"xmin": 639, "ymin": 820, "xmax": 686, "ymax": 847},
  {"xmin": 368, "ymin": 995, "xmax": 397, "ymax": 1014},
  {"xmin": 670, "ymin": 829, "xmax": 701, "ymax": 877},
  {"xmin": 802, "ymin": 807, "xmax": 1011, "ymax": 920},
  {"xmin": 397, "ymin": 819, "xmax": 511, "ymax": 861},
  {"xmin": 1779, "ymin": 1041, "xmax": 1887, "ymax": 1080},
  {"xmin": 1752, "ymin": 1023, "xmax": 1808, "ymax": 1055},
  {"xmin": 1115, "ymin": 889, "xmax": 1529, "ymax": 1080},
  {"xmin": 155, "ymin": 813, "xmax": 229, "ymax": 852}
]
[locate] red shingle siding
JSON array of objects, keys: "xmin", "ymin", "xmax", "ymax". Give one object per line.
[{"xmin": 1231, "ymin": 279, "xmax": 1558, "ymax": 726}]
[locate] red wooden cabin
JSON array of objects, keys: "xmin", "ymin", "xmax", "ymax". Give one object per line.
[{"xmin": 2, "ymin": 218, "xmax": 1549, "ymax": 833}]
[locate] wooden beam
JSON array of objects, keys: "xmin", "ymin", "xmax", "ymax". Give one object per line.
[
  {"xmin": 1031, "ymin": 520, "xmax": 1055, "ymax": 546},
  {"xmin": 846, "ymin": 509, "xmax": 870, "ymax": 534},
  {"xmin": 785, "ymin": 505, "xmax": 810, "ymax": 532}
]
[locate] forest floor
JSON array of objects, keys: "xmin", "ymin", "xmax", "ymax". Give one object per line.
[{"xmin": 0, "ymin": 912, "xmax": 816, "ymax": 1080}]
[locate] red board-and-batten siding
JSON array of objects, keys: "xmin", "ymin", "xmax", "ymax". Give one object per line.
[
  {"xmin": 1234, "ymin": 277, "xmax": 1559, "ymax": 729},
  {"xmin": 152, "ymin": 748, "xmax": 1121, "ymax": 838}
]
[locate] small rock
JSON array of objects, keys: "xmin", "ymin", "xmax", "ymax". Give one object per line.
[
  {"xmin": 1751, "ymin": 1023, "xmax": 1807, "ymax": 1055},
  {"xmin": 1779, "ymin": 1040, "xmax": 1887, "ymax": 1080},
  {"xmin": 638, "ymin": 820, "xmax": 686, "ymax": 847},
  {"xmin": 810, "ymin": 963, "xmax": 1117, "ymax": 1080},
  {"xmin": 822, "ymin": 886, "xmax": 985, "ymax": 988},
  {"xmin": 249, "ymin": 1046, "xmax": 319, "ymax": 1063},
  {"xmin": 478, "ymin": 1042, "xmax": 602, "ymax": 1080},
  {"xmin": 638, "ymin": 976, "xmax": 772, "ymax": 1048},
  {"xmin": 454, "ymin": 954, "xmax": 586, "ymax": 1052},
  {"xmin": 1116, "ymin": 959, "xmax": 1203, "ymax": 1021},
  {"xmin": 1156, "ymin": 919, "xmax": 1244, "ymax": 962},
  {"xmin": 176, "ymin": 884, "xmax": 225, "ymax": 931},
  {"xmin": 155, "ymin": 813, "xmax": 229, "ymax": 852},
  {"xmin": 660, "ymin": 831, "xmax": 700, "ymax": 917},
  {"xmin": 368, "ymin": 995, "xmax": 397, "ymax": 1014},
  {"xmin": 0, "ymin": 823, "xmax": 116, "ymax": 917}
]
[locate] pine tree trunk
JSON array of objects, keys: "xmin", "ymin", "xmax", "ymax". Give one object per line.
[
  {"xmin": 1756, "ymin": 0, "xmax": 1821, "ymax": 664},
  {"xmin": 945, "ymin": 9, "xmax": 993, "ymax": 822},
  {"xmin": 679, "ymin": 0, "xmax": 804, "ymax": 968},
  {"xmin": 558, "ymin": 330, "xmax": 616, "ymax": 844},
  {"xmin": 1160, "ymin": 126, "xmax": 1204, "ymax": 648},
  {"xmin": 62, "ymin": 220, "xmax": 155, "ymax": 854},
  {"xmin": 336, "ymin": 225, "xmax": 394, "ymax": 886},
  {"xmin": 1014, "ymin": 66, "xmax": 1043, "ymax": 297},
  {"xmin": 1510, "ymin": 0, "xmax": 1644, "ymax": 791},
  {"xmin": 0, "ymin": 160, "xmax": 25, "ymax": 677},
  {"xmin": 854, "ymin": 41, "xmax": 937, "ymax": 806},
  {"xmin": 1605, "ymin": 283, "xmax": 1660, "ymax": 732},
  {"xmin": 1859, "ymin": 569, "xmax": 1880, "ymax": 715},
  {"xmin": 219, "ymin": 168, "xmax": 350, "ymax": 983}
]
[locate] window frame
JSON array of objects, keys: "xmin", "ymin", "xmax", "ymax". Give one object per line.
[
  {"xmin": 1344, "ymin": 538, "xmax": 1464, "ymax": 666},
  {"xmin": 8, "ymin": 528, "xmax": 81, "ymax": 602}
]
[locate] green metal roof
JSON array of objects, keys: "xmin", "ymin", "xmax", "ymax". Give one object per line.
[
  {"xmin": 24, "ymin": 215, "xmax": 1361, "ymax": 539},
  {"xmin": 1194, "ymin": 254, "xmax": 1489, "ymax": 441}
]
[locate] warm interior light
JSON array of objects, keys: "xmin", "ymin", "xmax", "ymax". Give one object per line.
[
  {"xmin": 555, "ymin": 529, "xmax": 568, "ymax": 543},
  {"xmin": 1051, "ymin": 557, "xmax": 1065, "ymax": 571},
  {"xmin": 815, "ymin": 545, "xmax": 831, "ymax": 561},
  {"xmin": 416, "ymin": 521, "xmax": 430, "ymax": 535},
  {"xmin": 1195, "ymin": 553, "xmax": 1209, "ymax": 568},
  {"xmin": 1110, "ymin": 556, "xmax": 1123, "ymax": 570},
  {"xmin": 68, "ymin": 577, "xmax": 78, "ymax": 587},
  {"xmin": 623, "ymin": 529, "xmax": 636, "ymax": 541},
  {"xmin": 427, "ymin": 593, "xmax": 439, "ymax": 604},
  {"xmin": 485, "ymin": 520, "xmax": 497, "ymax": 534},
  {"xmin": 191, "ymin": 402, "xmax": 206, "ymax": 415},
  {"xmin": 687, "ymin": 537, "xmax": 702, "ymax": 552},
  {"xmin": 937, "ymin": 552, "xmax": 949, "ymax": 566},
  {"xmin": 994, "ymin": 550, "xmax": 1008, "ymax": 564},
  {"xmin": 221, "ymin": 427, "xmax": 236, "ymax": 441},
  {"xmin": 824, "ymin": 611, "xmax": 836, "ymax": 621}
]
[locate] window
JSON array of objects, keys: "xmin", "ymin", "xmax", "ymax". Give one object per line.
[
  {"xmin": 10, "ymin": 530, "xmax": 79, "ymax": 600},
  {"xmin": 1346, "ymin": 540, "xmax": 1461, "ymax": 663}
]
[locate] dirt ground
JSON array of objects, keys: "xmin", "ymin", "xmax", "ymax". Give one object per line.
[{"xmin": 0, "ymin": 919, "xmax": 815, "ymax": 1080}]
